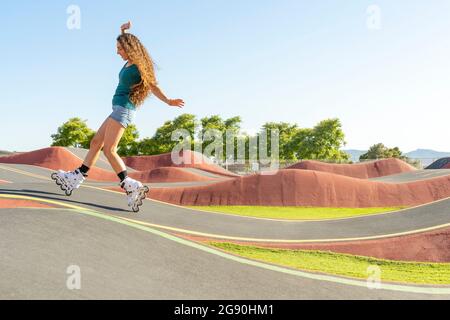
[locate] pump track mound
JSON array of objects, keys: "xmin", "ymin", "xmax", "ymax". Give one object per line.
[
  {"xmin": 0, "ymin": 147, "xmax": 229, "ymax": 183},
  {"xmin": 286, "ymin": 158, "xmax": 416, "ymax": 179},
  {"xmin": 149, "ymin": 169, "xmax": 450, "ymax": 207}
]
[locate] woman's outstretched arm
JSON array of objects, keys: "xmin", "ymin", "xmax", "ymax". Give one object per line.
[{"xmin": 150, "ymin": 84, "xmax": 184, "ymax": 108}]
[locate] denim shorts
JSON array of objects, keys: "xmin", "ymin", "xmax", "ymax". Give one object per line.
[{"xmin": 109, "ymin": 105, "xmax": 136, "ymax": 128}]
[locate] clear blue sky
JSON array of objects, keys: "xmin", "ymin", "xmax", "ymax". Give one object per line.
[{"xmin": 1, "ymin": 1, "xmax": 449, "ymax": 152}]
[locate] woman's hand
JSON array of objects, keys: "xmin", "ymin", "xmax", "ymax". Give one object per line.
[
  {"xmin": 149, "ymin": 83, "xmax": 184, "ymax": 108},
  {"xmin": 167, "ymin": 99, "xmax": 184, "ymax": 108},
  {"xmin": 121, "ymin": 21, "xmax": 132, "ymax": 34}
]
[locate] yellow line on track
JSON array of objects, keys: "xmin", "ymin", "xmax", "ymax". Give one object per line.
[
  {"xmin": 0, "ymin": 194, "xmax": 100, "ymax": 212},
  {"xmin": 0, "ymin": 164, "xmax": 52, "ymax": 181},
  {"xmin": 118, "ymin": 216, "xmax": 450, "ymax": 243}
]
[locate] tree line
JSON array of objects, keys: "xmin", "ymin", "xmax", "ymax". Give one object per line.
[{"xmin": 50, "ymin": 114, "xmax": 415, "ymax": 164}]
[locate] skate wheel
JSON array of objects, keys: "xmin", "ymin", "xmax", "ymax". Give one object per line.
[
  {"xmin": 65, "ymin": 189, "xmax": 72, "ymax": 196},
  {"xmin": 132, "ymin": 205, "xmax": 140, "ymax": 213},
  {"xmin": 51, "ymin": 173, "xmax": 57, "ymax": 180}
]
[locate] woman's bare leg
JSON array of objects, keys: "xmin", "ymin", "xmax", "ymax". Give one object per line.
[
  {"xmin": 82, "ymin": 118, "xmax": 109, "ymax": 168},
  {"xmin": 102, "ymin": 118, "xmax": 127, "ymax": 174}
]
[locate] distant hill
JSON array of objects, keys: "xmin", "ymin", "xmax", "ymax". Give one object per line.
[
  {"xmin": 343, "ymin": 150, "xmax": 366, "ymax": 162},
  {"xmin": 405, "ymin": 149, "xmax": 450, "ymax": 160},
  {"xmin": 343, "ymin": 148, "xmax": 450, "ymax": 166}
]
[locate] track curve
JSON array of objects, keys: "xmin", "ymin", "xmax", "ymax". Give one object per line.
[{"xmin": 1, "ymin": 160, "xmax": 450, "ymax": 299}]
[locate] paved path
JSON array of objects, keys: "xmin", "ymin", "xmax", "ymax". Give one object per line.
[
  {"xmin": 370, "ymin": 169, "xmax": 450, "ymax": 183},
  {"xmin": 0, "ymin": 163, "xmax": 449, "ymax": 299}
]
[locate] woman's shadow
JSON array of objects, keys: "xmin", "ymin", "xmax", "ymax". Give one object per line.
[{"xmin": 0, "ymin": 188, "xmax": 130, "ymax": 213}]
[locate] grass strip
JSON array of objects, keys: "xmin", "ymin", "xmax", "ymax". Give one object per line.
[
  {"xmin": 189, "ymin": 205, "xmax": 406, "ymax": 220},
  {"xmin": 209, "ymin": 242, "xmax": 450, "ymax": 285}
]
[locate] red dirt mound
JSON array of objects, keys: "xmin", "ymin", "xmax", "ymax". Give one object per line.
[
  {"xmin": 181, "ymin": 226, "xmax": 450, "ymax": 263},
  {"xmin": 0, "ymin": 147, "xmax": 82, "ymax": 169},
  {"xmin": 286, "ymin": 158, "xmax": 416, "ymax": 179},
  {"xmin": 149, "ymin": 169, "xmax": 450, "ymax": 207},
  {"xmin": 129, "ymin": 167, "xmax": 216, "ymax": 183},
  {"xmin": 123, "ymin": 150, "xmax": 238, "ymax": 177},
  {"xmin": 0, "ymin": 147, "xmax": 118, "ymax": 181},
  {"xmin": 0, "ymin": 147, "xmax": 218, "ymax": 183},
  {"xmin": 0, "ymin": 198, "xmax": 54, "ymax": 209}
]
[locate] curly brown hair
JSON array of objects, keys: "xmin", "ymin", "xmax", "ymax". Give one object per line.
[{"xmin": 116, "ymin": 33, "xmax": 158, "ymax": 107}]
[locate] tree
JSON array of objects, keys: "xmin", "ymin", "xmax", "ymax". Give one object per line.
[
  {"xmin": 200, "ymin": 115, "xmax": 242, "ymax": 160},
  {"xmin": 151, "ymin": 114, "xmax": 198, "ymax": 154},
  {"xmin": 288, "ymin": 118, "xmax": 349, "ymax": 161},
  {"xmin": 224, "ymin": 116, "xmax": 241, "ymax": 134},
  {"xmin": 360, "ymin": 143, "xmax": 406, "ymax": 160},
  {"xmin": 136, "ymin": 137, "xmax": 160, "ymax": 155},
  {"xmin": 287, "ymin": 128, "xmax": 314, "ymax": 159},
  {"xmin": 261, "ymin": 122, "xmax": 300, "ymax": 160},
  {"xmin": 51, "ymin": 118, "xmax": 94, "ymax": 148},
  {"xmin": 80, "ymin": 131, "xmax": 96, "ymax": 149}
]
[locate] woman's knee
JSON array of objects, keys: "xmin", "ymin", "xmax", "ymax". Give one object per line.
[{"xmin": 103, "ymin": 145, "xmax": 118, "ymax": 157}]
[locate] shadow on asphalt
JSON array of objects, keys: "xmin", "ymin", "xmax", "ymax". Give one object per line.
[
  {"xmin": 1, "ymin": 188, "xmax": 61, "ymax": 196},
  {"xmin": 0, "ymin": 189, "xmax": 130, "ymax": 213}
]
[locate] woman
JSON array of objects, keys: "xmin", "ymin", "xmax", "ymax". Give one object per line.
[{"xmin": 52, "ymin": 21, "xmax": 184, "ymax": 212}]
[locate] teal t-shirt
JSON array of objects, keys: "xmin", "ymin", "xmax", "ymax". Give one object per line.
[{"xmin": 112, "ymin": 63, "xmax": 142, "ymax": 110}]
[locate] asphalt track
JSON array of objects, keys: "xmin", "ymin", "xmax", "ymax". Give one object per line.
[
  {"xmin": 1, "ymin": 163, "xmax": 450, "ymax": 299},
  {"xmin": 369, "ymin": 169, "xmax": 450, "ymax": 183}
]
